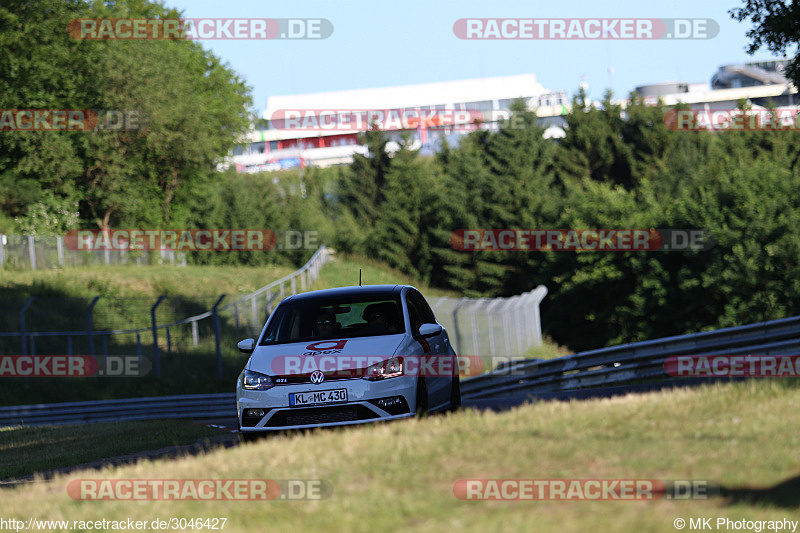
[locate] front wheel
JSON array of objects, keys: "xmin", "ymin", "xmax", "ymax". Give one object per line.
[
  {"xmin": 415, "ymin": 377, "xmax": 428, "ymax": 417},
  {"xmin": 239, "ymin": 431, "xmax": 263, "ymax": 443},
  {"xmin": 448, "ymin": 376, "xmax": 461, "ymax": 412}
]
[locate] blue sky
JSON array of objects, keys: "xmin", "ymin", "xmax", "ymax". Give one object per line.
[{"xmin": 164, "ymin": 0, "xmax": 779, "ymax": 115}]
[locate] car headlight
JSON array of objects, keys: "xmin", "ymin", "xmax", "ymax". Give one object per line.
[
  {"xmin": 362, "ymin": 357, "xmax": 403, "ymax": 380},
  {"xmin": 242, "ymin": 369, "xmax": 274, "ymax": 391}
]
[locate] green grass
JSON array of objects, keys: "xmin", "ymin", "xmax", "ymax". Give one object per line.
[
  {"xmin": 0, "ymin": 420, "xmax": 231, "ymax": 481},
  {"xmin": 0, "ymin": 264, "xmax": 298, "ymax": 299},
  {"xmin": 309, "ymin": 253, "xmax": 459, "ymax": 297},
  {"xmin": 0, "ymin": 380, "xmax": 797, "ymax": 531}
]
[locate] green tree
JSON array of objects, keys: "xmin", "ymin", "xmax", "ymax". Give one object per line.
[{"xmin": 730, "ymin": 0, "xmax": 800, "ymax": 87}]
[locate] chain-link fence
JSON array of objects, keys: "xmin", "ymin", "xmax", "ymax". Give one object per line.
[
  {"xmin": 0, "ymin": 234, "xmax": 185, "ymax": 269},
  {"xmin": 430, "ymin": 286, "xmax": 548, "ymax": 364},
  {"xmin": 0, "ymin": 246, "xmax": 332, "ymax": 380}
]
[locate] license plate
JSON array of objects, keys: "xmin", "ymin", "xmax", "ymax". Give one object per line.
[{"xmin": 289, "ymin": 389, "xmax": 348, "ymax": 407}]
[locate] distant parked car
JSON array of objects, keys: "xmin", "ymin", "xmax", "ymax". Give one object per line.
[{"xmin": 236, "ymin": 285, "xmax": 460, "ymax": 439}]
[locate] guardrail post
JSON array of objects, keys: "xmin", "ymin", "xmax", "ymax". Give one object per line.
[
  {"xmin": 151, "ymin": 295, "xmax": 167, "ymax": 379},
  {"xmin": 192, "ymin": 321, "xmax": 199, "ymax": 346},
  {"xmin": 291, "ymin": 277, "xmax": 297, "ymax": 295},
  {"xmin": 234, "ymin": 302, "xmax": 240, "ymax": 329},
  {"xmin": 212, "ymin": 295, "xmax": 226, "ymax": 379},
  {"xmin": 166, "ymin": 328, "xmax": 172, "ymax": 355},
  {"xmin": 19, "ymin": 298, "xmax": 34, "ymax": 355},
  {"xmin": 86, "ymin": 296, "xmax": 101, "ymax": 357},
  {"xmin": 0, "ymin": 233, "xmax": 5, "ymax": 267}
]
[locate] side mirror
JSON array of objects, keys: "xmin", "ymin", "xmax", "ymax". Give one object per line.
[
  {"xmin": 237, "ymin": 338, "xmax": 255, "ymax": 354},
  {"xmin": 416, "ymin": 323, "xmax": 442, "ymax": 339}
]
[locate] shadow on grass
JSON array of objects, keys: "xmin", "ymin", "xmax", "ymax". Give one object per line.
[
  {"xmin": 719, "ymin": 474, "xmax": 800, "ymax": 509},
  {"xmin": 0, "ymin": 283, "xmax": 259, "ymax": 405}
]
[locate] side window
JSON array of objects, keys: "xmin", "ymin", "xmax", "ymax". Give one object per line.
[
  {"xmin": 408, "ymin": 291, "xmax": 436, "ymax": 324},
  {"xmin": 407, "ymin": 299, "xmax": 423, "ymax": 335},
  {"xmin": 406, "ymin": 291, "xmax": 435, "ymax": 335}
]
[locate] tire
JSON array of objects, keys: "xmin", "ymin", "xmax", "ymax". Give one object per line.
[
  {"xmin": 415, "ymin": 377, "xmax": 428, "ymax": 417},
  {"xmin": 448, "ymin": 376, "xmax": 461, "ymax": 412},
  {"xmin": 239, "ymin": 431, "xmax": 262, "ymax": 443}
]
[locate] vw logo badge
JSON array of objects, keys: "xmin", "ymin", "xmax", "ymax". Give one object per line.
[{"xmin": 310, "ymin": 370, "xmax": 325, "ymax": 384}]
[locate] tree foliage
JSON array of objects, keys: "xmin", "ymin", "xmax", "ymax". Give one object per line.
[{"xmin": 0, "ymin": 0, "xmax": 251, "ymax": 231}]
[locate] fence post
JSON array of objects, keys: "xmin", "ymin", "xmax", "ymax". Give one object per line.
[
  {"xmin": 57, "ymin": 236, "xmax": 64, "ymax": 267},
  {"xmin": 212, "ymin": 295, "xmax": 226, "ymax": 379},
  {"xmin": 451, "ymin": 298, "xmax": 468, "ymax": 355},
  {"xmin": 86, "ymin": 296, "xmax": 101, "ymax": 357},
  {"xmin": 151, "ymin": 295, "xmax": 167, "ymax": 379},
  {"xmin": 19, "ymin": 297, "xmax": 34, "ymax": 356},
  {"xmin": 470, "ymin": 302, "xmax": 481, "ymax": 356},
  {"xmin": 28, "ymin": 236, "xmax": 36, "ymax": 270}
]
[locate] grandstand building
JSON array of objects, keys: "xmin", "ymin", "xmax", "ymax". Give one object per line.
[
  {"xmin": 227, "ymin": 73, "xmax": 568, "ymax": 172},
  {"xmin": 224, "ymin": 59, "xmax": 797, "ymax": 173}
]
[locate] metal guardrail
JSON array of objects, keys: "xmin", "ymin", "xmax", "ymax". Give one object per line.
[
  {"xmin": 0, "ymin": 394, "xmax": 237, "ymax": 427},
  {"xmin": 2, "ymin": 312, "xmax": 799, "ymax": 427},
  {"xmin": 462, "ymin": 314, "xmax": 800, "ymax": 399}
]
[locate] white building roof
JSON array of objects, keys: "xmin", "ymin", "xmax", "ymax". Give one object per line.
[{"xmin": 263, "ymin": 73, "xmax": 549, "ymax": 119}]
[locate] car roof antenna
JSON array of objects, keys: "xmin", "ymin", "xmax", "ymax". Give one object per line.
[{"xmin": 359, "ymin": 269, "xmax": 362, "ymax": 287}]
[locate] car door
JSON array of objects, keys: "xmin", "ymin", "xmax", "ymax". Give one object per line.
[{"xmin": 406, "ymin": 289, "xmax": 453, "ymax": 410}]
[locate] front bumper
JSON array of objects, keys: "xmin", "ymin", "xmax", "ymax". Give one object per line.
[{"xmin": 237, "ymin": 375, "xmax": 416, "ymax": 432}]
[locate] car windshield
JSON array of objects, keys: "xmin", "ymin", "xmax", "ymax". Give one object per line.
[{"xmin": 259, "ymin": 295, "xmax": 405, "ymax": 345}]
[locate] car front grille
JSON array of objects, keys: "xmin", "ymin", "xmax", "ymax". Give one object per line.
[
  {"xmin": 266, "ymin": 405, "xmax": 379, "ymax": 427},
  {"xmin": 273, "ymin": 373, "xmax": 357, "ymax": 385}
]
